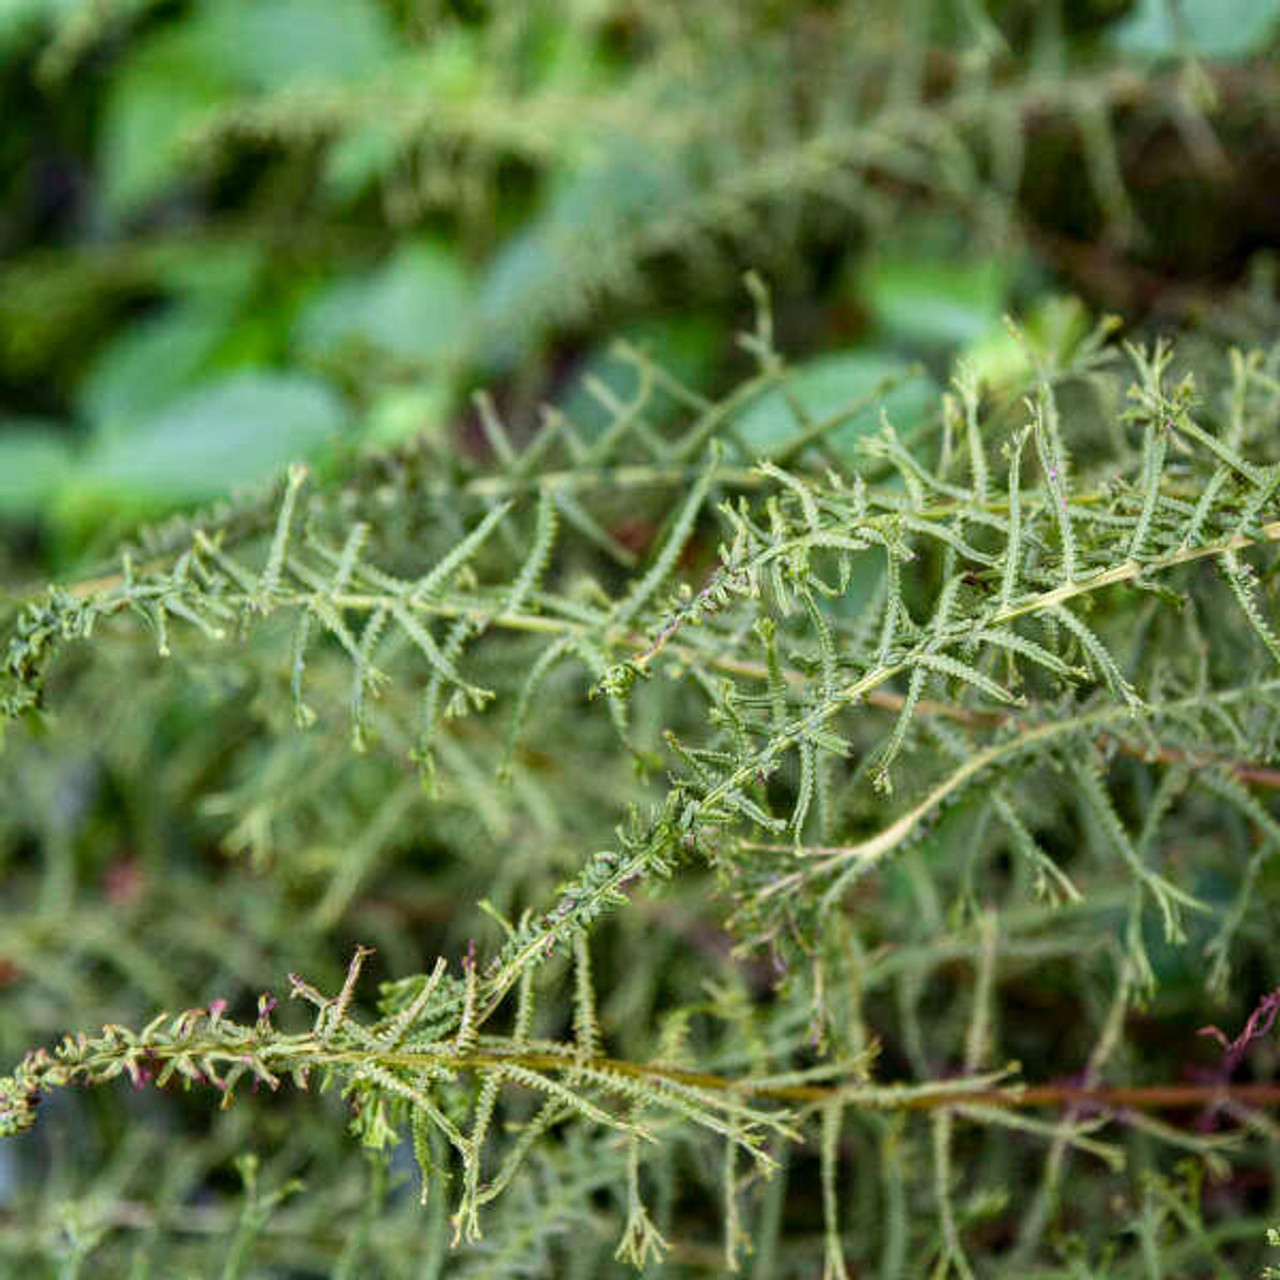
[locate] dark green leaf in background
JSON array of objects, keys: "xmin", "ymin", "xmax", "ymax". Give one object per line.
[
  {"xmin": 294, "ymin": 241, "xmax": 473, "ymax": 368},
  {"xmin": 0, "ymin": 424, "xmax": 72, "ymax": 517},
  {"xmin": 80, "ymin": 371, "xmax": 345, "ymax": 501},
  {"xmin": 735, "ymin": 352, "xmax": 937, "ymax": 464},
  {"xmin": 1110, "ymin": 0, "xmax": 1280, "ymax": 58},
  {"xmin": 77, "ymin": 303, "xmax": 236, "ymax": 440}
]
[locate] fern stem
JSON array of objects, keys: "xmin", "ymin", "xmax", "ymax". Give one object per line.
[{"xmin": 764, "ymin": 678, "xmax": 1280, "ymax": 884}]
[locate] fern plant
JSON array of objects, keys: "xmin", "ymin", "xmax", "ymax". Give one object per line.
[{"xmin": 2, "ymin": 290, "xmax": 1280, "ymax": 1275}]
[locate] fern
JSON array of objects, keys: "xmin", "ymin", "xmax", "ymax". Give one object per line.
[{"xmin": 4, "ymin": 297, "xmax": 1280, "ymax": 1271}]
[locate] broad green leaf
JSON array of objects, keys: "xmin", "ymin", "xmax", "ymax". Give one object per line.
[
  {"xmin": 82, "ymin": 371, "xmax": 344, "ymax": 501},
  {"xmin": 734, "ymin": 351, "xmax": 937, "ymax": 464},
  {"xmin": 472, "ymin": 231, "xmax": 559, "ymax": 372},
  {"xmin": 294, "ymin": 242, "xmax": 472, "ymax": 367},
  {"xmin": 98, "ymin": 0, "xmax": 395, "ymax": 219},
  {"xmin": 150, "ymin": 242, "xmax": 264, "ymax": 305},
  {"xmin": 1109, "ymin": 0, "xmax": 1280, "ymax": 58},
  {"xmin": 362, "ymin": 383, "xmax": 453, "ymax": 449},
  {"xmin": 193, "ymin": 0, "xmax": 396, "ymax": 91},
  {"xmin": 77, "ymin": 303, "xmax": 233, "ymax": 440},
  {"xmin": 0, "ymin": 424, "xmax": 73, "ymax": 516},
  {"xmin": 98, "ymin": 25, "xmax": 232, "ymax": 219},
  {"xmin": 0, "ymin": 0, "xmax": 55, "ymax": 50},
  {"xmin": 863, "ymin": 254, "xmax": 1007, "ymax": 348}
]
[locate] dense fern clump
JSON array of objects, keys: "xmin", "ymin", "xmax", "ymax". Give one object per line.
[
  {"xmin": 4, "ymin": 0, "xmax": 1280, "ymax": 1274},
  {"xmin": 3, "ymin": 298, "xmax": 1280, "ymax": 1274}
]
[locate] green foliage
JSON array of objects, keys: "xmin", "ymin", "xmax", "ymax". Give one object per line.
[
  {"xmin": 4, "ymin": 1, "xmax": 1280, "ymax": 1275},
  {"xmin": 6, "ymin": 0, "xmax": 1280, "ymax": 547},
  {"xmin": 0, "ymin": 427, "xmax": 71, "ymax": 517},
  {"xmin": 84, "ymin": 373, "xmax": 346, "ymax": 502},
  {"xmin": 4, "ymin": 298, "xmax": 1280, "ymax": 1272},
  {"xmin": 1110, "ymin": 0, "xmax": 1280, "ymax": 59}
]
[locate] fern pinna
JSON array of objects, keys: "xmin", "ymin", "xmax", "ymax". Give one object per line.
[{"xmin": 3, "ymin": 312, "xmax": 1280, "ymax": 1274}]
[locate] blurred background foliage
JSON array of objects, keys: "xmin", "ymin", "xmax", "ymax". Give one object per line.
[
  {"xmin": 3, "ymin": 1, "xmax": 1280, "ymax": 1275},
  {"xmin": 1, "ymin": 0, "xmax": 1279, "ymax": 562}
]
